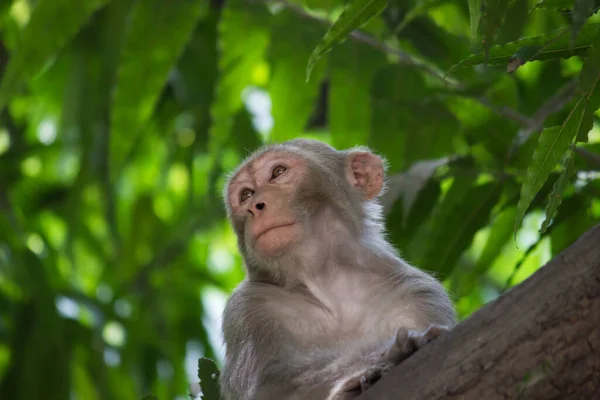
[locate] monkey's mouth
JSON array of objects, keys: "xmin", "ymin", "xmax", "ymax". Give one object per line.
[{"xmin": 255, "ymin": 222, "xmax": 296, "ymax": 240}]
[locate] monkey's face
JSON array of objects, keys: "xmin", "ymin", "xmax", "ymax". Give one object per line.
[{"xmin": 227, "ymin": 151, "xmax": 309, "ymax": 257}]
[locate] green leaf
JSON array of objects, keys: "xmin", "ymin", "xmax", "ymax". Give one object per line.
[
  {"xmin": 208, "ymin": 0, "xmax": 269, "ymax": 154},
  {"xmin": 228, "ymin": 107, "xmax": 263, "ymax": 154},
  {"xmin": 476, "ymin": 206, "xmax": 517, "ymax": 272},
  {"xmin": 514, "ymin": 102, "xmax": 592, "ymax": 234},
  {"xmin": 479, "ymin": 0, "xmax": 510, "ymax": 61},
  {"xmin": 329, "ymin": 41, "xmax": 385, "ymax": 148},
  {"xmin": 306, "ymin": 0, "xmax": 387, "ymax": 82},
  {"xmin": 109, "ymin": 0, "xmax": 207, "ymax": 179},
  {"xmin": 400, "ymin": 158, "xmax": 449, "ymax": 227},
  {"xmin": 451, "ymin": 23, "xmax": 600, "ymax": 69},
  {"xmin": 395, "ymin": 0, "xmax": 448, "ymax": 34},
  {"xmin": 528, "ymin": 25, "xmax": 600, "ymax": 233},
  {"xmin": 540, "ymin": 148, "xmax": 576, "ymax": 233},
  {"xmin": 197, "ymin": 357, "xmax": 221, "ymax": 400},
  {"xmin": 420, "ymin": 181, "xmax": 501, "ymax": 278},
  {"xmin": 0, "ymin": 0, "xmax": 113, "ymax": 109},
  {"xmin": 572, "ymin": 0, "xmax": 594, "ymax": 41},
  {"xmin": 174, "ymin": 9, "xmax": 219, "ymax": 148},
  {"xmin": 497, "ymin": 0, "xmax": 529, "ymax": 44},
  {"xmin": 386, "ymin": 177, "xmax": 442, "ymax": 256},
  {"xmin": 269, "ymin": 11, "xmax": 327, "ymax": 141},
  {"xmin": 531, "ymin": 0, "xmax": 574, "ymax": 10},
  {"xmin": 370, "ymin": 66, "xmax": 457, "ymax": 172},
  {"xmin": 578, "ymin": 25, "xmax": 600, "ymax": 112},
  {"xmin": 549, "ymin": 198, "xmax": 596, "ymax": 255},
  {"xmin": 469, "ymin": 0, "xmax": 483, "ymax": 42}
]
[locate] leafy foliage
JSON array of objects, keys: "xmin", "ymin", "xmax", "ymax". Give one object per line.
[
  {"xmin": 479, "ymin": 0, "xmax": 510, "ymax": 61},
  {"xmin": 540, "ymin": 147, "xmax": 576, "ymax": 233},
  {"xmin": 452, "ymin": 24, "xmax": 600, "ymax": 69},
  {"xmin": 110, "ymin": 0, "xmax": 207, "ymax": 178},
  {"xmin": 469, "ymin": 0, "xmax": 483, "ymax": 41},
  {"xmin": 0, "ymin": 0, "xmax": 599, "ymax": 399},
  {"xmin": 305, "ymin": 0, "xmax": 387, "ymax": 81},
  {"xmin": 0, "ymin": 0, "xmax": 113, "ymax": 108},
  {"xmin": 532, "ymin": 0, "xmax": 574, "ymax": 10}
]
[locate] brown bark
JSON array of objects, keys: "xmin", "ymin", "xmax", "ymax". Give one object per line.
[{"xmin": 359, "ymin": 223, "xmax": 600, "ymax": 400}]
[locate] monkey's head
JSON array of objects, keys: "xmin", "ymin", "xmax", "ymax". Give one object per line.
[{"xmin": 224, "ymin": 139, "xmax": 386, "ymax": 271}]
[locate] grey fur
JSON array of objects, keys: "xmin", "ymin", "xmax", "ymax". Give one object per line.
[{"xmin": 220, "ymin": 139, "xmax": 456, "ymax": 399}]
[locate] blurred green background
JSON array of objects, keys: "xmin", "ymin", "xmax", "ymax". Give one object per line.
[{"xmin": 0, "ymin": 0, "xmax": 599, "ymax": 398}]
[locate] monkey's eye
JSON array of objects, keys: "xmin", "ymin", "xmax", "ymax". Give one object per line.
[
  {"xmin": 271, "ymin": 165, "xmax": 287, "ymax": 179},
  {"xmin": 240, "ymin": 189, "xmax": 254, "ymax": 203}
]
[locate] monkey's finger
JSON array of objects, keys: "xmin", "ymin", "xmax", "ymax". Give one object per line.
[
  {"xmin": 385, "ymin": 328, "xmax": 417, "ymax": 363},
  {"xmin": 415, "ymin": 324, "xmax": 450, "ymax": 348},
  {"xmin": 359, "ymin": 367, "xmax": 382, "ymax": 392}
]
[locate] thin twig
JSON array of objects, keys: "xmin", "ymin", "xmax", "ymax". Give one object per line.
[
  {"xmin": 517, "ymin": 79, "xmax": 579, "ymax": 143},
  {"xmin": 575, "ymin": 146, "xmax": 600, "ymax": 166},
  {"xmin": 475, "ymin": 96, "xmax": 533, "ymax": 126}
]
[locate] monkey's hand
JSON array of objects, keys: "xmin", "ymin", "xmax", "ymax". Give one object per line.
[
  {"xmin": 333, "ymin": 324, "xmax": 449, "ymax": 398},
  {"xmin": 360, "ymin": 324, "xmax": 448, "ymax": 391}
]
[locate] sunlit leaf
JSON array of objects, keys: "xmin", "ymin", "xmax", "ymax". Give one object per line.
[
  {"xmin": 0, "ymin": 0, "xmax": 113, "ymax": 109},
  {"xmin": 208, "ymin": 0, "xmax": 269, "ymax": 154},
  {"xmin": 550, "ymin": 199, "xmax": 596, "ymax": 255},
  {"xmin": 514, "ymin": 108, "xmax": 591, "ymax": 233},
  {"xmin": 468, "ymin": 0, "xmax": 483, "ymax": 42},
  {"xmin": 110, "ymin": 0, "xmax": 207, "ymax": 179},
  {"xmin": 395, "ymin": 0, "xmax": 448, "ymax": 34},
  {"xmin": 269, "ymin": 11, "xmax": 326, "ymax": 141},
  {"xmin": 476, "ymin": 206, "xmax": 516, "ymax": 272},
  {"xmin": 516, "ymin": 26, "xmax": 600, "ymax": 233},
  {"xmin": 174, "ymin": 9, "xmax": 220, "ymax": 151},
  {"xmin": 370, "ymin": 66, "xmax": 457, "ymax": 172},
  {"xmin": 420, "ymin": 181, "xmax": 501, "ymax": 278},
  {"xmin": 306, "ymin": 0, "xmax": 387, "ymax": 82},
  {"xmin": 540, "ymin": 148, "xmax": 576, "ymax": 233},
  {"xmin": 578, "ymin": 26, "xmax": 600, "ymax": 112},
  {"xmin": 451, "ymin": 24, "xmax": 600, "ymax": 69},
  {"xmin": 329, "ymin": 41, "xmax": 384, "ymax": 148}
]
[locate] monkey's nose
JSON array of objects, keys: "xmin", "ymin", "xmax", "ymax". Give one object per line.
[{"xmin": 255, "ymin": 202, "xmax": 265, "ymax": 211}]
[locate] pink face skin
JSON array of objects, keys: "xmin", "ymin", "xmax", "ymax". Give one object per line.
[
  {"xmin": 228, "ymin": 148, "xmax": 385, "ymax": 257},
  {"xmin": 227, "ymin": 152, "xmax": 308, "ymax": 255}
]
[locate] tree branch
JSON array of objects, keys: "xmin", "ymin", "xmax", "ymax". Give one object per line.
[
  {"xmin": 575, "ymin": 146, "xmax": 600, "ymax": 166},
  {"xmin": 359, "ymin": 223, "xmax": 600, "ymax": 400}
]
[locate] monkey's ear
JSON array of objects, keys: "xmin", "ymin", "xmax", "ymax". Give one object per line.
[{"xmin": 346, "ymin": 152, "xmax": 384, "ymax": 200}]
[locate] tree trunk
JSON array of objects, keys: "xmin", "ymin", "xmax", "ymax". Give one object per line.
[{"xmin": 359, "ymin": 223, "xmax": 600, "ymax": 400}]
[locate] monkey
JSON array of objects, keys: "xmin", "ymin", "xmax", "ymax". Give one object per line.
[{"xmin": 219, "ymin": 139, "xmax": 456, "ymax": 400}]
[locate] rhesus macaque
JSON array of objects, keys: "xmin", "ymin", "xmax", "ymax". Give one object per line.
[{"xmin": 220, "ymin": 139, "xmax": 456, "ymax": 400}]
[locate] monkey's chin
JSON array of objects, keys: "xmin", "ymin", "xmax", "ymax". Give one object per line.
[{"xmin": 253, "ymin": 224, "xmax": 298, "ymax": 256}]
